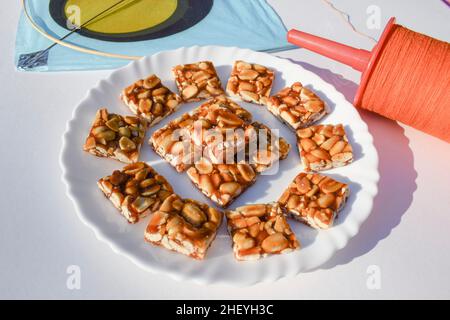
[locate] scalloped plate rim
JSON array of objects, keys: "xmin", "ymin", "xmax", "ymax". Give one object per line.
[{"xmin": 60, "ymin": 45, "xmax": 379, "ymax": 286}]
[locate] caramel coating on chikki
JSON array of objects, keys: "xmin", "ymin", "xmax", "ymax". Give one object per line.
[
  {"xmin": 186, "ymin": 158, "xmax": 257, "ymax": 208},
  {"xmin": 267, "ymin": 82, "xmax": 327, "ymax": 131},
  {"xmin": 98, "ymin": 162, "xmax": 174, "ymax": 223},
  {"xmin": 83, "ymin": 108, "xmax": 147, "ymax": 164},
  {"xmin": 173, "ymin": 61, "xmax": 225, "ymax": 102},
  {"xmin": 191, "ymin": 96, "xmax": 253, "ymax": 124},
  {"xmin": 278, "ymin": 172, "xmax": 349, "ymax": 229},
  {"xmin": 121, "ymin": 74, "xmax": 182, "ymax": 127},
  {"xmin": 149, "ymin": 113, "xmax": 200, "ymax": 172},
  {"xmin": 297, "ymin": 124, "xmax": 353, "ymax": 171},
  {"xmin": 145, "ymin": 194, "xmax": 223, "ymax": 259},
  {"xmin": 189, "ymin": 103, "xmax": 255, "ymax": 164},
  {"xmin": 226, "ymin": 60, "xmax": 274, "ymax": 105},
  {"xmin": 226, "ymin": 203, "xmax": 300, "ymax": 261},
  {"xmin": 244, "ymin": 122, "xmax": 291, "ymax": 173},
  {"xmin": 149, "ymin": 97, "xmax": 254, "ymax": 171}
]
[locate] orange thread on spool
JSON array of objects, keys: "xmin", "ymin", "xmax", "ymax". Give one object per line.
[
  {"xmin": 361, "ymin": 25, "xmax": 450, "ymax": 142},
  {"xmin": 288, "ymin": 19, "xmax": 450, "ymax": 143}
]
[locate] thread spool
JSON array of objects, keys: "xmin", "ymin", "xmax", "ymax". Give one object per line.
[{"xmin": 288, "ymin": 17, "xmax": 450, "ymax": 143}]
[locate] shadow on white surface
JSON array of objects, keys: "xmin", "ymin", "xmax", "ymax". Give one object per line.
[
  {"xmin": 287, "ymin": 58, "xmax": 418, "ymax": 269},
  {"xmin": 344, "ymin": 125, "xmax": 364, "ymax": 163}
]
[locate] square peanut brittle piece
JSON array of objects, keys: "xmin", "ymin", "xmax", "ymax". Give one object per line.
[
  {"xmin": 226, "ymin": 60, "xmax": 274, "ymax": 105},
  {"xmin": 121, "ymin": 74, "xmax": 182, "ymax": 127},
  {"xmin": 145, "ymin": 194, "xmax": 223, "ymax": 260},
  {"xmin": 186, "ymin": 158, "xmax": 257, "ymax": 208},
  {"xmin": 190, "ymin": 96, "xmax": 253, "ymax": 124},
  {"xmin": 243, "ymin": 122, "xmax": 291, "ymax": 173},
  {"xmin": 172, "ymin": 61, "xmax": 225, "ymax": 102},
  {"xmin": 226, "ymin": 203, "xmax": 300, "ymax": 261},
  {"xmin": 149, "ymin": 97, "xmax": 253, "ymax": 171},
  {"xmin": 267, "ymin": 82, "xmax": 327, "ymax": 131},
  {"xmin": 297, "ymin": 124, "xmax": 353, "ymax": 171},
  {"xmin": 98, "ymin": 162, "xmax": 174, "ymax": 224},
  {"xmin": 150, "ymin": 113, "xmax": 201, "ymax": 172},
  {"xmin": 83, "ymin": 108, "xmax": 147, "ymax": 163},
  {"xmin": 278, "ymin": 172, "xmax": 349, "ymax": 229},
  {"xmin": 189, "ymin": 98, "xmax": 255, "ymax": 164}
]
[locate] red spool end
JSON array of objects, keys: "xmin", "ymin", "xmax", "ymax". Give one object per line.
[{"xmin": 354, "ymin": 17, "xmax": 397, "ymax": 107}]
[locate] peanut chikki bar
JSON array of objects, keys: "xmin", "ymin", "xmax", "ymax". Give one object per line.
[
  {"xmin": 297, "ymin": 124, "xmax": 353, "ymax": 171},
  {"xmin": 243, "ymin": 122, "xmax": 291, "ymax": 173},
  {"xmin": 190, "ymin": 96, "xmax": 253, "ymax": 124},
  {"xmin": 145, "ymin": 194, "xmax": 223, "ymax": 259},
  {"xmin": 189, "ymin": 97, "xmax": 254, "ymax": 157},
  {"xmin": 193, "ymin": 125, "xmax": 255, "ymax": 165},
  {"xmin": 83, "ymin": 108, "xmax": 147, "ymax": 163},
  {"xmin": 186, "ymin": 158, "xmax": 257, "ymax": 208},
  {"xmin": 189, "ymin": 108, "xmax": 255, "ymax": 164},
  {"xmin": 267, "ymin": 82, "xmax": 327, "ymax": 131},
  {"xmin": 188, "ymin": 97, "xmax": 255, "ymax": 163},
  {"xmin": 226, "ymin": 203, "xmax": 300, "ymax": 261},
  {"xmin": 226, "ymin": 60, "xmax": 275, "ymax": 105},
  {"xmin": 98, "ymin": 162, "xmax": 174, "ymax": 223},
  {"xmin": 150, "ymin": 113, "xmax": 201, "ymax": 172},
  {"xmin": 172, "ymin": 61, "xmax": 225, "ymax": 102},
  {"xmin": 278, "ymin": 172, "xmax": 349, "ymax": 229},
  {"xmin": 121, "ymin": 74, "xmax": 182, "ymax": 127},
  {"xmin": 149, "ymin": 97, "xmax": 253, "ymax": 171}
]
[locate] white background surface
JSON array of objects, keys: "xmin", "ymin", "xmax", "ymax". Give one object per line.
[{"xmin": 0, "ymin": 0, "xmax": 449, "ymax": 299}]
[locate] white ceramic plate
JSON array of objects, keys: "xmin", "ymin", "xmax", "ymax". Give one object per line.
[{"xmin": 60, "ymin": 46, "xmax": 379, "ymax": 286}]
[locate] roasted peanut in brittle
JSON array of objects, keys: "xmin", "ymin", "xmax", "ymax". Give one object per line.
[
  {"xmin": 297, "ymin": 124, "xmax": 353, "ymax": 171},
  {"xmin": 243, "ymin": 122, "xmax": 290, "ymax": 173},
  {"xmin": 186, "ymin": 158, "xmax": 257, "ymax": 208},
  {"xmin": 226, "ymin": 60, "xmax": 274, "ymax": 105},
  {"xmin": 278, "ymin": 172, "xmax": 349, "ymax": 229},
  {"xmin": 149, "ymin": 112, "xmax": 201, "ymax": 172},
  {"xmin": 121, "ymin": 74, "xmax": 182, "ymax": 127},
  {"xmin": 172, "ymin": 61, "xmax": 225, "ymax": 102},
  {"xmin": 145, "ymin": 194, "xmax": 223, "ymax": 259},
  {"xmin": 98, "ymin": 162, "xmax": 174, "ymax": 223},
  {"xmin": 83, "ymin": 108, "xmax": 147, "ymax": 164},
  {"xmin": 267, "ymin": 82, "xmax": 327, "ymax": 131},
  {"xmin": 149, "ymin": 97, "xmax": 254, "ymax": 171},
  {"xmin": 226, "ymin": 203, "xmax": 300, "ymax": 261}
]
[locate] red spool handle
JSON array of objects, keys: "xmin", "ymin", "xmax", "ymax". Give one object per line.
[
  {"xmin": 287, "ymin": 29, "xmax": 371, "ymax": 72},
  {"xmin": 287, "ymin": 18, "xmax": 397, "ymax": 106}
]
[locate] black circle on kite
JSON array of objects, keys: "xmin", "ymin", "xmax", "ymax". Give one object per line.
[{"xmin": 49, "ymin": 0, "xmax": 213, "ymax": 42}]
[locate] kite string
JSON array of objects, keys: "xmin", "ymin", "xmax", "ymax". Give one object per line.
[
  {"xmin": 321, "ymin": 0, "xmax": 377, "ymax": 43},
  {"xmin": 21, "ymin": 0, "xmax": 142, "ymax": 60}
]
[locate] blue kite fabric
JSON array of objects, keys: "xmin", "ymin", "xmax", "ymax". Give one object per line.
[{"xmin": 15, "ymin": 0, "xmax": 294, "ymax": 72}]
